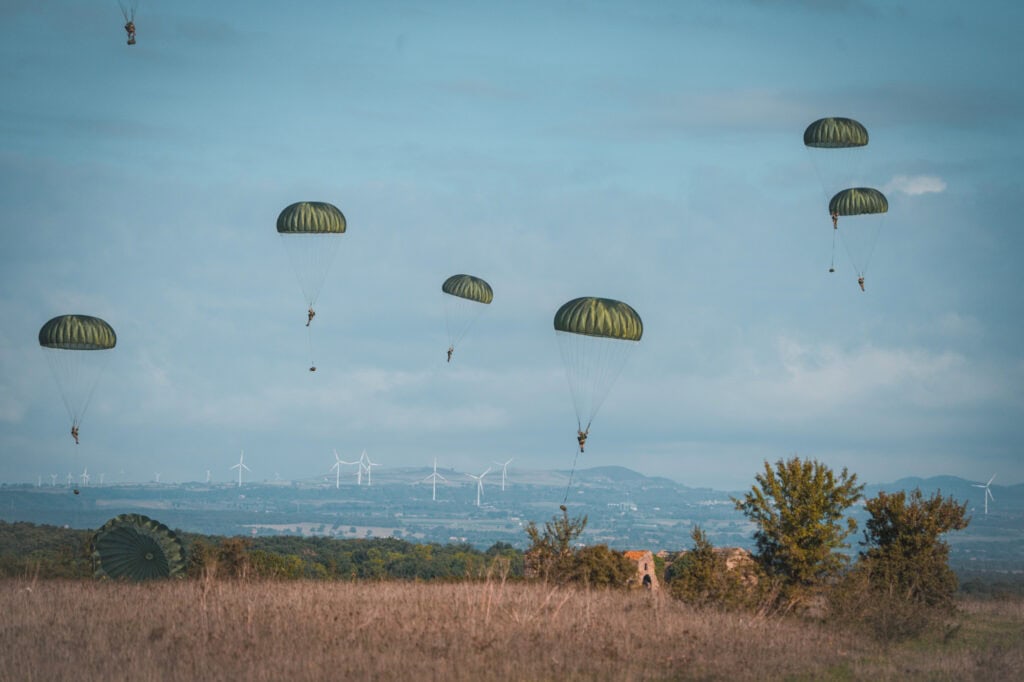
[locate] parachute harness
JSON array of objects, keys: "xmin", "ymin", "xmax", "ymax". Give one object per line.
[{"xmin": 561, "ymin": 419, "xmax": 590, "ymax": 505}]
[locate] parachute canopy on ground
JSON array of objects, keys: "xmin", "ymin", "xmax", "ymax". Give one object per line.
[
  {"xmin": 803, "ymin": 117, "xmax": 869, "ymax": 149},
  {"xmin": 92, "ymin": 514, "xmax": 186, "ymax": 581},
  {"xmin": 554, "ymin": 297, "xmax": 643, "ymax": 441}
]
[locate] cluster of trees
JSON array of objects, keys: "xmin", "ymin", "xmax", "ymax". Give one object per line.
[
  {"xmin": 186, "ymin": 534, "xmax": 523, "ymax": 581},
  {"xmin": 0, "ymin": 523, "xmax": 523, "ymax": 582},
  {"xmin": 664, "ymin": 457, "xmax": 971, "ymax": 640},
  {"xmin": 522, "ymin": 507, "xmax": 637, "ymax": 587}
]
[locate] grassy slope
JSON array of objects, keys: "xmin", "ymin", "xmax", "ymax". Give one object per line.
[{"xmin": 2, "ymin": 579, "xmax": 1022, "ymax": 681}]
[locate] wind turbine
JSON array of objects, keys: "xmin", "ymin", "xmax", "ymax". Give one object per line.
[
  {"xmin": 65, "ymin": 472, "xmax": 73, "ymax": 488},
  {"xmin": 205, "ymin": 469, "xmax": 211, "ymax": 484},
  {"xmin": 98, "ymin": 473, "xmax": 106, "ymax": 486},
  {"xmin": 231, "ymin": 450, "xmax": 251, "ymax": 488},
  {"xmin": 50, "ymin": 474, "xmax": 58, "ymax": 487},
  {"xmin": 973, "ymin": 474, "xmax": 996, "ymax": 515},
  {"xmin": 331, "ymin": 450, "xmax": 357, "ymax": 489},
  {"xmin": 79, "ymin": 468, "xmax": 90, "ymax": 487},
  {"xmin": 466, "ymin": 467, "xmax": 491, "ymax": 507},
  {"xmin": 154, "ymin": 472, "xmax": 161, "ymax": 483},
  {"xmin": 494, "ymin": 458, "xmax": 513, "ymax": 491},
  {"xmin": 422, "ymin": 458, "xmax": 447, "ymax": 501},
  {"xmin": 360, "ymin": 450, "xmax": 380, "ymax": 486}
]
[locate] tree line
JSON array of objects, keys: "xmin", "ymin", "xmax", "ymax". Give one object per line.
[{"xmin": 3, "ymin": 455, "xmax": 1001, "ymax": 640}]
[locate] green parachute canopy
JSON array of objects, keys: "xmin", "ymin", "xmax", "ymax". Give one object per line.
[
  {"xmin": 803, "ymin": 117, "xmax": 869, "ymax": 148},
  {"xmin": 442, "ymin": 274, "xmax": 494, "ymax": 304},
  {"xmin": 829, "ymin": 188, "xmax": 889, "ymax": 278},
  {"xmin": 553, "ymin": 297, "xmax": 643, "ymax": 341},
  {"xmin": 38, "ymin": 315, "xmax": 116, "ymax": 350},
  {"xmin": 276, "ymin": 201, "xmax": 348, "ymax": 369},
  {"xmin": 276, "ymin": 201, "xmax": 347, "ymax": 234},
  {"xmin": 829, "ymin": 187, "xmax": 889, "ymax": 216},
  {"xmin": 39, "ymin": 315, "xmax": 116, "ymax": 433},
  {"xmin": 554, "ymin": 297, "xmax": 642, "ymax": 438},
  {"xmin": 92, "ymin": 514, "xmax": 185, "ymax": 581},
  {"xmin": 441, "ymin": 274, "xmax": 493, "ymax": 360}
]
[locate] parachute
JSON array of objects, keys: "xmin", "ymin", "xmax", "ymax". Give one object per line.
[
  {"xmin": 554, "ymin": 297, "xmax": 642, "ymax": 450},
  {"xmin": 804, "ymin": 117, "xmax": 872, "ymax": 273},
  {"xmin": 92, "ymin": 514, "xmax": 186, "ymax": 581},
  {"xmin": 804, "ymin": 116, "xmax": 869, "ymax": 192},
  {"xmin": 276, "ymin": 201, "xmax": 347, "ymax": 370},
  {"xmin": 829, "ymin": 187, "xmax": 888, "ymax": 285},
  {"xmin": 441, "ymin": 274, "xmax": 493, "ymax": 362},
  {"xmin": 39, "ymin": 315, "xmax": 116, "ymax": 441},
  {"xmin": 118, "ymin": 1, "xmax": 139, "ymax": 45}
]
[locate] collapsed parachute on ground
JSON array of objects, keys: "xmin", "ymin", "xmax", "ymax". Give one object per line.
[
  {"xmin": 92, "ymin": 514, "xmax": 186, "ymax": 581},
  {"xmin": 442, "ymin": 274, "xmax": 493, "ymax": 362},
  {"xmin": 276, "ymin": 201, "xmax": 347, "ymax": 370},
  {"xmin": 38, "ymin": 315, "xmax": 116, "ymax": 439},
  {"xmin": 554, "ymin": 297, "xmax": 642, "ymax": 451},
  {"xmin": 829, "ymin": 187, "xmax": 889, "ymax": 283}
]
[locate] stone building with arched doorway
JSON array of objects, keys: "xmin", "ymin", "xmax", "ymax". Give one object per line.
[{"xmin": 623, "ymin": 550, "xmax": 659, "ymax": 590}]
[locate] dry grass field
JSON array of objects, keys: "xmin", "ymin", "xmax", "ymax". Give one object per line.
[{"xmin": 1, "ymin": 576, "xmax": 1021, "ymax": 681}]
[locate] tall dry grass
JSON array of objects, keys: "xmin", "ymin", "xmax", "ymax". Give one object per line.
[{"xmin": 2, "ymin": 576, "xmax": 1021, "ymax": 681}]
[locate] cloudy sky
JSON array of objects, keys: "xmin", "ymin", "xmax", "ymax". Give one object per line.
[{"xmin": 1, "ymin": 0, "xmax": 1022, "ymax": 490}]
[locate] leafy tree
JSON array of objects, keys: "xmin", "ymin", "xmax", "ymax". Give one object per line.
[
  {"xmin": 733, "ymin": 456, "xmax": 864, "ymax": 603},
  {"xmin": 216, "ymin": 537, "xmax": 251, "ymax": 579},
  {"xmin": 665, "ymin": 526, "xmax": 758, "ymax": 609},
  {"xmin": 524, "ymin": 507, "xmax": 587, "ymax": 583},
  {"xmin": 858, "ymin": 488, "xmax": 969, "ymax": 609},
  {"xmin": 569, "ymin": 544, "xmax": 636, "ymax": 588}
]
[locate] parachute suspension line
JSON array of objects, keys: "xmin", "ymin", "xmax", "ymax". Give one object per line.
[
  {"xmin": 562, "ymin": 444, "xmax": 581, "ymax": 506},
  {"xmin": 118, "ymin": 1, "xmax": 136, "ymax": 22},
  {"xmin": 41, "ymin": 347, "xmax": 111, "ymax": 433},
  {"xmin": 306, "ymin": 325, "xmax": 316, "ymax": 372},
  {"xmin": 829, "ymin": 224, "xmax": 838, "ymax": 273}
]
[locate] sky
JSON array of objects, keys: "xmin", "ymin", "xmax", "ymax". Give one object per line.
[{"xmin": 1, "ymin": 0, "xmax": 1023, "ymax": 491}]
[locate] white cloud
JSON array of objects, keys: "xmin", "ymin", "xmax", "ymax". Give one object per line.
[{"xmin": 884, "ymin": 175, "xmax": 947, "ymax": 196}]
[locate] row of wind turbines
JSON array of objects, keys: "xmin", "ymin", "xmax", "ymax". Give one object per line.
[
  {"xmin": 227, "ymin": 449, "xmax": 514, "ymax": 507},
  {"xmin": 36, "ymin": 459, "xmax": 1001, "ymax": 516}
]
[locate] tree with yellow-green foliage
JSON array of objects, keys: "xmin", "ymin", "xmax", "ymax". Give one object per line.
[{"xmin": 733, "ymin": 456, "xmax": 864, "ymax": 606}]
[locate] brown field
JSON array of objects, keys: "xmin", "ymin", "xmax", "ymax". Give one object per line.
[{"xmin": 1, "ymin": 577, "xmax": 1021, "ymax": 681}]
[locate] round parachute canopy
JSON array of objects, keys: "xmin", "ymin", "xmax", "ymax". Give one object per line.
[
  {"xmin": 829, "ymin": 187, "xmax": 888, "ymax": 216},
  {"xmin": 442, "ymin": 274, "xmax": 493, "ymax": 355},
  {"xmin": 276, "ymin": 201, "xmax": 347, "ymax": 234},
  {"xmin": 554, "ymin": 297, "xmax": 643, "ymax": 341},
  {"xmin": 803, "ymin": 117, "xmax": 869, "ymax": 148},
  {"xmin": 92, "ymin": 514, "xmax": 186, "ymax": 581},
  {"xmin": 829, "ymin": 188, "xmax": 889, "ymax": 277},
  {"xmin": 39, "ymin": 315, "xmax": 116, "ymax": 431},
  {"xmin": 276, "ymin": 201, "xmax": 347, "ymax": 312},
  {"xmin": 39, "ymin": 315, "xmax": 116, "ymax": 350},
  {"xmin": 804, "ymin": 117, "xmax": 870, "ymax": 205},
  {"xmin": 442, "ymin": 274, "xmax": 494, "ymax": 304},
  {"xmin": 554, "ymin": 297, "xmax": 642, "ymax": 434}
]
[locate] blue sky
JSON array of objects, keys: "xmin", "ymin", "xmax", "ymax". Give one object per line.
[{"xmin": 1, "ymin": 0, "xmax": 1022, "ymax": 490}]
